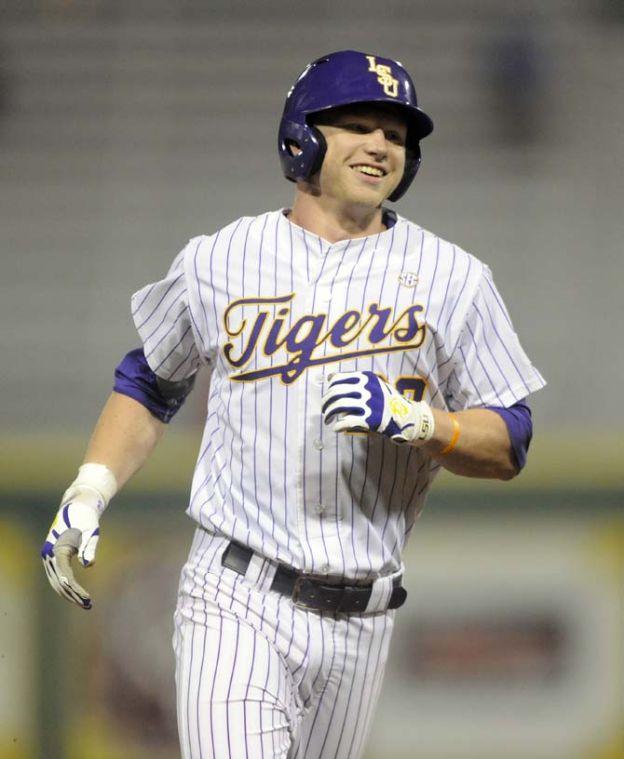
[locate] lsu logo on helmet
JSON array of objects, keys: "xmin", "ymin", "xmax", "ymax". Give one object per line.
[{"xmin": 365, "ymin": 55, "xmax": 399, "ymax": 97}]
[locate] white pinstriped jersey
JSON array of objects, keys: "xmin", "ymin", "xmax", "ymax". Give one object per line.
[{"xmin": 131, "ymin": 209, "xmax": 545, "ymax": 580}]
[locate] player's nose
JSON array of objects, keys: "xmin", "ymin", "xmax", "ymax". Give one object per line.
[{"xmin": 364, "ymin": 128, "xmax": 388, "ymax": 157}]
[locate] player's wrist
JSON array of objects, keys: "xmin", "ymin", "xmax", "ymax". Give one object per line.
[
  {"xmin": 422, "ymin": 410, "xmax": 461, "ymax": 455},
  {"xmin": 61, "ymin": 463, "xmax": 118, "ymax": 515},
  {"xmin": 403, "ymin": 400, "xmax": 435, "ymax": 445}
]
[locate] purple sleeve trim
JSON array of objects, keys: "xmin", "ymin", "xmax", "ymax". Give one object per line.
[
  {"xmin": 113, "ymin": 348, "xmax": 192, "ymax": 423},
  {"xmin": 486, "ymin": 399, "xmax": 533, "ymax": 471}
]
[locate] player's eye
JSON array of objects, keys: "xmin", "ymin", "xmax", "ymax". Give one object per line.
[
  {"xmin": 386, "ymin": 131, "xmax": 405, "ymax": 145},
  {"xmin": 341, "ymin": 123, "xmax": 370, "ymax": 134}
]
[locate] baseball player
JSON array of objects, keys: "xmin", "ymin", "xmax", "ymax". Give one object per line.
[{"xmin": 41, "ymin": 50, "xmax": 545, "ymax": 758}]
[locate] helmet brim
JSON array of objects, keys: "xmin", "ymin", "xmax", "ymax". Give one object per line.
[{"xmin": 306, "ymin": 99, "xmax": 433, "ymax": 143}]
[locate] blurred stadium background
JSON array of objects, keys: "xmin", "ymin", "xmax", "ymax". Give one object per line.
[{"xmin": 1, "ymin": 1, "xmax": 622, "ymax": 757}]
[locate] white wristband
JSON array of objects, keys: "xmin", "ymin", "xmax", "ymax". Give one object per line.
[{"xmin": 61, "ymin": 463, "xmax": 118, "ymax": 515}]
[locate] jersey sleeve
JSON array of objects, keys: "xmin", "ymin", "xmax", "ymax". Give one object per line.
[
  {"xmin": 130, "ymin": 243, "xmax": 202, "ymax": 381},
  {"xmin": 444, "ymin": 265, "xmax": 546, "ymax": 410}
]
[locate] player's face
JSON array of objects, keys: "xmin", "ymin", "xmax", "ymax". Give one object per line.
[{"xmin": 313, "ymin": 105, "xmax": 408, "ymax": 208}]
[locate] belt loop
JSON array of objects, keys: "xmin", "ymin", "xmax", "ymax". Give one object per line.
[
  {"xmin": 244, "ymin": 552, "xmax": 268, "ymax": 586},
  {"xmin": 233, "ymin": 546, "xmax": 279, "ymax": 594},
  {"xmin": 365, "ymin": 576, "xmax": 393, "ymax": 614},
  {"xmin": 365, "ymin": 570, "xmax": 403, "ymax": 614},
  {"xmin": 255, "ymin": 557, "xmax": 279, "ymax": 593}
]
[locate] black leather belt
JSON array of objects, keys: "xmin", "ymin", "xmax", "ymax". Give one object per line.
[{"xmin": 221, "ymin": 541, "xmax": 407, "ymax": 614}]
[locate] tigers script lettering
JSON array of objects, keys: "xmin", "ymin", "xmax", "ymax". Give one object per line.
[{"xmin": 223, "ymin": 294, "xmax": 426, "ymax": 384}]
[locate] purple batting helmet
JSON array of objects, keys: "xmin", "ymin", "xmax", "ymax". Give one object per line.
[{"xmin": 278, "ymin": 50, "xmax": 433, "ymax": 202}]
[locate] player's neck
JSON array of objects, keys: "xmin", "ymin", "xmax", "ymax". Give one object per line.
[{"xmin": 288, "ymin": 192, "xmax": 385, "ymax": 243}]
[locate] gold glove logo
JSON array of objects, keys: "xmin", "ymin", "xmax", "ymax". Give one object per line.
[
  {"xmin": 389, "ymin": 397, "xmax": 411, "ymax": 419},
  {"xmin": 366, "ymin": 56, "xmax": 399, "ymax": 98}
]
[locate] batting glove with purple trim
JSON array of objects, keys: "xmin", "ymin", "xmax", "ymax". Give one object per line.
[
  {"xmin": 321, "ymin": 371, "xmax": 435, "ymax": 445},
  {"xmin": 41, "ymin": 488, "xmax": 103, "ymax": 610}
]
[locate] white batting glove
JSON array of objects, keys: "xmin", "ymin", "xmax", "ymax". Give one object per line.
[
  {"xmin": 321, "ymin": 371, "xmax": 435, "ymax": 445},
  {"xmin": 40, "ymin": 464, "xmax": 117, "ymax": 610}
]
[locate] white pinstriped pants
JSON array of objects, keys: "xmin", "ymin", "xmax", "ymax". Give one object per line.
[{"xmin": 174, "ymin": 529, "xmax": 396, "ymax": 759}]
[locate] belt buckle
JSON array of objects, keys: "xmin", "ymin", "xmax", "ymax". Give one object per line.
[{"xmin": 291, "ymin": 576, "xmax": 322, "ymax": 610}]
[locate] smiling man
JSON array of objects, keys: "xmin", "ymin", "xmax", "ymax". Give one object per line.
[
  {"xmin": 41, "ymin": 51, "xmax": 545, "ymax": 759},
  {"xmin": 294, "ymin": 103, "xmax": 409, "ymax": 230}
]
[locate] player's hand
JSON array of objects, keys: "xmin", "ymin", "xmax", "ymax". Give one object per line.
[
  {"xmin": 321, "ymin": 371, "xmax": 435, "ymax": 445},
  {"xmin": 40, "ymin": 488, "xmax": 102, "ymax": 610}
]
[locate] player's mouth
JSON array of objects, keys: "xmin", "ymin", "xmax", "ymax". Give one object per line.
[{"xmin": 350, "ymin": 164, "xmax": 387, "ymax": 181}]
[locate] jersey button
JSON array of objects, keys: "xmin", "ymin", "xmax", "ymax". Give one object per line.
[
  {"xmin": 315, "ymin": 503, "xmax": 326, "ymax": 515},
  {"xmin": 313, "ymin": 438, "xmax": 324, "ymax": 450},
  {"xmin": 321, "ymin": 564, "xmax": 330, "ymax": 574}
]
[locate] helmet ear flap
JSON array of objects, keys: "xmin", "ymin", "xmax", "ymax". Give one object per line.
[
  {"xmin": 388, "ymin": 142, "xmax": 421, "ymax": 202},
  {"xmin": 307, "ymin": 126, "xmax": 327, "ymax": 177},
  {"xmin": 278, "ymin": 119, "xmax": 327, "ymax": 183}
]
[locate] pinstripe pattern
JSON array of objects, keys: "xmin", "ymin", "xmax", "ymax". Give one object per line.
[
  {"xmin": 131, "ymin": 209, "xmax": 545, "ymax": 757},
  {"xmin": 174, "ymin": 529, "xmax": 395, "ymax": 759},
  {"xmin": 131, "ymin": 209, "xmax": 545, "ymax": 577}
]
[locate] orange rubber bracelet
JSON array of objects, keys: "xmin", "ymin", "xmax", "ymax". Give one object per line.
[{"xmin": 439, "ymin": 415, "xmax": 461, "ymax": 455}]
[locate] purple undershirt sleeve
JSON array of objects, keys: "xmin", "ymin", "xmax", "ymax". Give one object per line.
[
  {"xmin": 485, "ymin": 399, "xmax": 533, "ymax": 471},
  {"xmin": 113, "ymin": 348, "xmax": 194, "ymax": 423}
]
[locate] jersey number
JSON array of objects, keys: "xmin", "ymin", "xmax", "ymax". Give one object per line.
[{"xmin": 395, "ymin": 376, "xmax": 427, "ymax": 402}]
